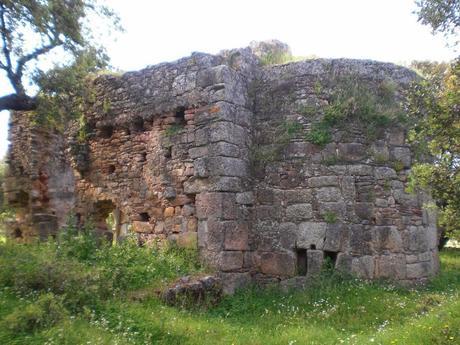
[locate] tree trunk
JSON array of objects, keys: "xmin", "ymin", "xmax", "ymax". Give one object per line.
[{"xmin": 0, "ymin": 93, "xmax": 37, "ymax": 111}]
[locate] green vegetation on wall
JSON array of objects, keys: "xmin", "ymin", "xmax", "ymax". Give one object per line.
[
  {"xmin": 303, "ymin": 77, "xmax": 404, "ymax": 146},
  {"xmin": 251, "ymin": 120, "xmax": 303, "ymax": 166}
]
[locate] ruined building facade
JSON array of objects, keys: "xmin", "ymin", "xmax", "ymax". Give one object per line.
[{"xmin": 4, "ymin": 43, "xmax": 439, "ymax": 292}]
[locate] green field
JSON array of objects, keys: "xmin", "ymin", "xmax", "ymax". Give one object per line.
[{"xmin": 0, "ymin": 234, "xmax": 459, "ymax": 345}]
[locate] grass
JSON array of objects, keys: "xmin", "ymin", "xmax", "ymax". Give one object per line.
[
  {"xmin": 304, "ymin": 77, "xmax": 404, "ymax": 146},
  {"xmin": 0, "ymin": 232, "xmax": 459, "ymax": 344}
]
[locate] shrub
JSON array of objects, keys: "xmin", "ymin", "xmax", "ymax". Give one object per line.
[
  {"xmin": 0, "ymin": 226, "xmax": 203, "ymax": 312},
  {"xmin": 56, "ymin": 216, "xmax": 101, "ymax": 262},
  {"xmin": 306, "ymin": 124, "xmax": 332, "ymax": 147},
  {"xmin": 1, "ymin": 293, "xmax": 68, "ymax": 333}
]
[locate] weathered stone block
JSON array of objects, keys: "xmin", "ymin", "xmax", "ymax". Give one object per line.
[
  {"xmin": 256, "ymin": 205, "xmax": 282, "ymax": 220},
  {"xmin": 224, "ymin": 222, "xmax": 249, "ymax": 251},
  {"xmin": 391, "ymin": 147, "xmax": 411, "ymax": 168},
  {"xmin": 297, "ymin": 222, "xmax": 326, "ymax": 249},
  {"xmin": 323, "ymin": 223, "xmax": 345, "ymax": 252},
  {"xmin": 406, "ymin": 261, "xmax": 431, "ymax": 279},
  {"xmin": 219, "ymin": 251, "xmax": 243, "ymax": 271},
  {"xmin": 338, "ymin": 143, "xmax": 366, "ymax": 161},
  {"xmin": 308, "ymin": 176, "xmax": 339, "ymax": 188},
  {"xmin": 210, "ymin": 157, "xmax": 249, "ymax": 177},
  {"xmin": 132, "ymin": 221, "xmax": 154, "ymax": 233},
  {"xmin": 354, "ymin": 202, "xmax": 374, "ymax": 220},
  {"xmin": 284, "ymin": 189, "xmax": 313, "ymax": 204},
  {"xmin": 278, "ymin": 222, "xmax": 297, "ymax": 250},
  {"xmin": 350, "ymin": 224, "xmax": 373, "ymax": 255},
  {"xmin": 257, "ymin": 188, "xmax": 274, "ymax": 204},
  {"xmin": 209, "ymin": 122, "xmax": 248, "ymax": 146},
  {"xmin": 236, "ymin": 191, "xmax": 254, "ymax": 205},
  {"xmin": 307, "ymin": 250, "xmax": 324, "ymax": 276},
  {"xmin": 316, "ymin": 187, "xmax": 342, "ymax": 202},
  {"xmin": 187, "ymin": 217, "xmax": 198, "ymax": 232},
  {"xmin": 375, "ymin": 254, "xmax": 406, "ymax": 279},
  {"xmin": 194, "ymin": 158, "xmax": 210, "ymax": 177},
  {"xmin": 286, "ymin": 203, "xmax": 313, "ymax": 221},
  {"xmin": 341, "ymin": 176, "xmax": 356, "ymax": 200},
  {"xmin": 372, "ymin": 226, "xmax": 403, "ymax": 253},
  {"xmin": 197, "ymin": 218, "xmax": 224, "ymax": 251},
  {"xmin": 351, "ymin": 256, "xmax": 374, "ymax": 279},
  {"xmin": 388, "ymin": 128, "xmax": 405, "ymax": 145},
  {"xmin": 177, "ymin": 232, "xmax": 197, "ymax": 249},
  {"xmin": 210, "ymin": 141, "xmax": 240, "ymax": 157},
  {"xmin": 257, "ymin": 252, "xmax": 296, "ymax": 277},
  {"xmin": 318, "ymin": 202, "xmax": 346, "ymax": 218},
  {"xmin": 348, "ymin": 164, "xmax": 374, "ymax": 176},
  {"xmin": 336, "ymin": 253, "xmax": 353, "ymax": 272},
  {"xmin": 375, "ymin": 167, "xmax": 397, "ymax": 180},
  {"xmin": 219, "ymin": 272, "xmax": 251, "ymax": 295},
  {"xmin": 208, "ymin": 177, "xmax": 243, "ymax": 192},
  {"xmin": 402, "ymin": 226, "xmax": 429, "ymax": 252},
  {"xmin": 196, "ymin": 193, "xmax": 223, "ymax": 219}
]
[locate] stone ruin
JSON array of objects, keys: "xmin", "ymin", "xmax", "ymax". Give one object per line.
[{"xmin": 4, "ymin": 41, "xmax": 439, "ymax": 292}]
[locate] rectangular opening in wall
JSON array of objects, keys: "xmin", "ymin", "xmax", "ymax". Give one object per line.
[
  {"xmin": 324, "ymin": 251, "xmax": 338, "ymax": 269},
  {"xmin": 139, "ymin": 212, "xmax": 150, "ymax": 222},
  {"xmin": 175, "ymin": 107, "xmax": 186, "ymax": 124},
  {"xmin": 296, "ymin": 248, "xmax": 307, "ymax": 276}
]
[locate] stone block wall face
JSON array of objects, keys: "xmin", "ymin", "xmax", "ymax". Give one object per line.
[
  {"xmin": 68, "ymin": 51, "xmax": 256, "ymax": 290},
  {"xmin": 249, "ymin": 60, "xmax": 439, "ymax": 284},
  {"xmin": 5, "ymin": 47, "xmax": 439, "ymax": 289},
  {"xmin": 4, "ymin": 113, "xmax": 75, "ymax": 240}
]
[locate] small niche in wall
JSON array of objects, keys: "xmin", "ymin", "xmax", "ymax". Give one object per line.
[
  {"xmin": 132, "ymin": 117, "xmax": 145, "ymax": 133},
  {"xmin": 108, "ymin": 165, "xmax": 116, "ymax": 174},
  {"xmin": 164, "ymin": 146, "xmax": 172, "ymax": 158},
  {"xmin": 175, "ymin": 107, "xmax": 186, "ymax": 124},
  {"xmin": 100, "ymin": 125, "xmax": 114, "ymax": 139},
  {"xmin": 139, "ymin": 212, "xmax": 150, "ymax": 222},
  {"xmin": 140, "ymin": 152, "xmax": 147, "ymax": 162},
  {"xmin": 13, "ymin": 228, "xmax": 23, "ymax": 238},
  {"xmin": 324, "ymin": 251, "xmax": 338, "ymax": 268},
  {"xmin": 296, "ymin": 248, "xmax": 307, "ymax": 276}
]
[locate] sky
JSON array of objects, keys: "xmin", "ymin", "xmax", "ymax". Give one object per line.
[{"xmin": 0, "ymin": 0, "xmax": 457, "ymax": 159}]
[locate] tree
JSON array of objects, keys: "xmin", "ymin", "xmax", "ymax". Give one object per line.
[
  {"xmin": 407, "ymin": 60, "xmax": 460, "ymax": 241},
  {"xmin": 408, "ymin": 1, "xmax": 460, "ymax": 242},
  {"xmin": 415, "ymin": 0, "xmax": 460, "ymax": 43},
  {"xmin": 0, "ymin": 0, "xmax": 120, "ymax": 112}
]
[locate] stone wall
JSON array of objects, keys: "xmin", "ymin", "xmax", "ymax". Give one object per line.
[
  {"xmin": 249, "ymin": 60, "xmax": 439, "ymax": 285},
  {"xmin": 5, "ymin": 42, "xmax": 439, "ymax": 291},
  {"xmin": 4, "ymin": 113, "xmax": 74, "ymax": 240}
]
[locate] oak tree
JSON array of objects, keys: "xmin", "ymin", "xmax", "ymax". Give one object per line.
[{"xmin": 0, "ymin": 0, "xmax": 119, "ymax": 112}]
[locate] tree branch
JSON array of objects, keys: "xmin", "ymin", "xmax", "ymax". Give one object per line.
[
  {"xmin": 0, "ymin": 3, "xmax": 11, "ymax": 71},
  {"xmin": 15, "ymin": 39, "xmax": 61, "ymax": 80},
  {"xmin": 0, "ymin": 3, "xmax": 23, "ymax": 95},
  {"xmin": 0, "ymin": 93, "xmax": 36, "ymax": 111}
]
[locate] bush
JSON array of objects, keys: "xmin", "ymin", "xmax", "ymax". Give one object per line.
[
  {"xmin": 0, "ymin": 227, "xmax": 203, "ymax": 312},
  {"xmin": 56, "ymin": 216, "xmax": 100, "ymax": 262},
  {"xmin": 1, "ymin": 293, "xmax": 68, "ymax": 333}
]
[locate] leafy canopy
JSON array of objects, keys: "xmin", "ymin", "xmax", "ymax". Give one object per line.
[
  {"xmin": 409, "ymin": 1, "xmax": 460, "ymax": 241},
  {"xmin": 407, "ymin": 60, "xmax": 460, "ymax": 240},
  {"xmin": 415, "ymin": 0, "xmax": 460, "ymax": 44},
  {"xmin": 0, "ymin": 0, "xmax": 120, "ymax": 112}
]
